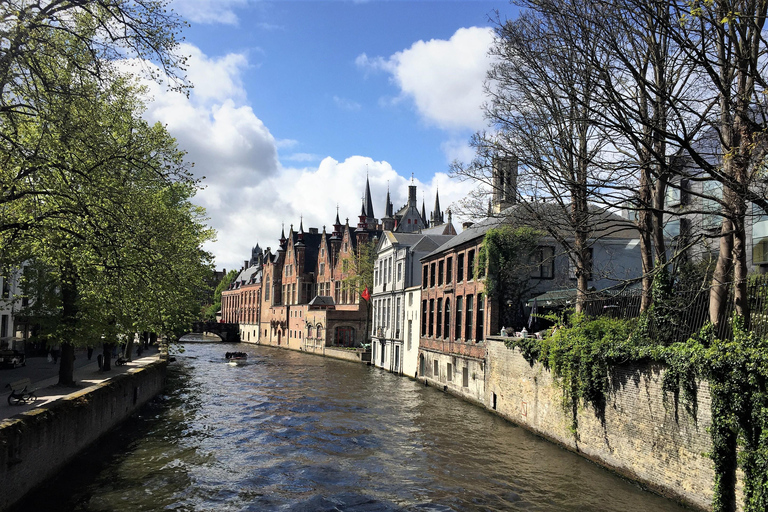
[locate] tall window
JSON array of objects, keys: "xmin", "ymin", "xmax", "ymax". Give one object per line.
[
  {"xmin": 476, "ymin": 293, "xmax": 484, "ymax": 341},
  {"xmin": 422, "ymin": 266, "xmax": 428, "ymax": 288},
  {"xmin": 407, "ymin": 320, "xmax": 413, "ymax": 351},
  {"xmin": 421, "ymin": 300, "xmax": 428, "ymax": 336},
  {"xmin": 455, "ymin": 296, "xmax": 463, "ymax": 340},
  {"xmin": 444, "ymin": 298, "xmax": 450, "ymax": 339},
  {"xmin": 428, "ymin": 299, "xmax": 435, "ymax": 337},
  {"xmin": 438, "ymin": 261, "xmax": 444, "ymax": 286},
  {"xmin": 436, "ymin": 298, "xmax": 443, "ymax": 338},
  {"xmin": 397, "ymin": 262, "xmax": 402, "ymax": 283},
  {"xmin": 457, "ymin": 254, "xmax": 464, "ymax": 282},
  {"xmin": 465, "ymin": 295, "xmax": 473, "ymax": 341},
  {"xmin": 386, "ymin": 298, "xmax": 391, "ymax": 328},
  {"xmin": 530, "ymin": 246, "xmax": 554, "ymax": 279},
  {"xmin": 446, "ymin": 257, "xmax": 453, "ymax": 283},
  {"xmin": 395, "ymin": 297, "xmax": 401, "ymax": 338},
  {"xmin": 430, "ymin": 263, "xmax": 436, "ymax": 287},
  {"xmin": 265, "ymin": 276, "xmax": 271, "ymax": 301},
  {"xmin": 467, "ymin": 250, "xmax": 475, "ymax": 280}
]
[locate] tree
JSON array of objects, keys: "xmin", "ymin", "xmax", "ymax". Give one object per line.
[
  {"xmin": 454, "ymin": 3, "xmax": 625, "ymax": 313},
  {"xmin": 204, "ymin": 270, "xmax": 239, "ymax": 320},
  {"xmin": 342, "ymin": 239, "xmax": 376, "ymax": 346},
  {"xmin": 4, "ymin": 44, "xmax": 211, "ymax": 383}
]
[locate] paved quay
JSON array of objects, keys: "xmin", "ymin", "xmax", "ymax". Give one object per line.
[{"xmin": 0, "ymin": 346, "xmax": 162, "ymax": 422}]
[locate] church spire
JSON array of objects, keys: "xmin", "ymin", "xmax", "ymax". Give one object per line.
[
  {"xmin": 364, "ymin": 174, "xmax": 375, "ymax": 220},
  {"xmin": 431, "ymin": 188, "xmax": 443, "ymax": 226},
  {"xmin": 421, "ymin": 197, "xmax": 428, "ymax": 228}
]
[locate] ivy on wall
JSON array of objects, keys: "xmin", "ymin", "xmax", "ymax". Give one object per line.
[{"xmin": 504, "ymin": 311, "xmax": 768, "ymax": 512}]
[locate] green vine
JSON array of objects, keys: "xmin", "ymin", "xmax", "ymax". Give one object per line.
[{"xmin": 502, "ymin": 312, "xmax": 768, "ymax": 512}]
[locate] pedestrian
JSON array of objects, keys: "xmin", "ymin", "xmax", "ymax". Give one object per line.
[
  {"xmin": 87, "ymin": 347, "xmax": 94, "ymax": 360},
  {"xmin": 51, "ymin": 344, "xmax": 59, "ymax": 363}
]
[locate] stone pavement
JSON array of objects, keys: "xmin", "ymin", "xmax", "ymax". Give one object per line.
[{"xmin": 0, "ymin": 346, "xmax": 162, "ymax": 422}]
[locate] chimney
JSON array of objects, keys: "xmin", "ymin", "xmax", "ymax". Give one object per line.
[
  {"xmin": 244, "ymin": 260, "xmax": 249, "ymax": 269},
  {"xmin": 492, "ymin": 156, "xmax": 518, "ymax": 214}
]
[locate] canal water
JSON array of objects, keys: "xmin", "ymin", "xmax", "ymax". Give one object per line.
[{"xmin": 13, "ymin": 343, "xmax": 690, "ymax": 512}]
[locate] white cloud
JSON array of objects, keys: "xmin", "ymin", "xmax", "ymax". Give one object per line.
[
  {"xmin": 137, "ymin": 44, "xmax": 477, "ymax": 272},
  {"xmin": 357, "ymin": 26, "xmax": 495, "ymax": 132},
  {"xmin": 172, "ymin": 0, "xmax": 247, "ymax": 25},
  {"xmin": 333, "ymin": 95, "xmax": 362, "ymax": 111},
  {"xmin": 285, "ymin": 153, "xmax": 323, "ymax": 163}
]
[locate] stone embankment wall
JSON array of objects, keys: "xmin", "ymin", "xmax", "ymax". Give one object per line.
[
  {"xmin": 0, "ymin": 361, "xmax": 167, "ymax": 511},
  {"xmin": 485, "ymin": 338, "xmax": 726, "ymax": 512}
]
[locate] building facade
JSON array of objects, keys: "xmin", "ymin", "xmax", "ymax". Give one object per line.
[{"xmin": 370, "ymin": 231, "xmax": 454, "ymax": 374}]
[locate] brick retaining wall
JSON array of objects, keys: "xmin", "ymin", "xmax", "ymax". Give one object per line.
[
  {"xmin": 485, "ymin": 337, "xmax": 738, "ymax": 511},
  {"xmin": 0, "ymin": 361, "xmax": 167, "ymax": 510}
]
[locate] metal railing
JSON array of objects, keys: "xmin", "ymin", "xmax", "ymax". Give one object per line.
[{"xmin": 575, "ymin": 275, "xmax": 768, "ymax": 344}]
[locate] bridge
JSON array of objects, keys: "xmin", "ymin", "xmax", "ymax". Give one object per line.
[{"xmin": 190, "ymin": 321, "xmax": 240, "ymax": 343}]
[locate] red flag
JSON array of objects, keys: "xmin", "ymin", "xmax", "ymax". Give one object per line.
[{"xmin": 361, "ymin": 286, "xmax": 370, "ymax": 301}]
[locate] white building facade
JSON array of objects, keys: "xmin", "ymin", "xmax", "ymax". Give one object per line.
[{"xmin": 370, "ymin": 232, "xmax": 454, "ymax": 375}]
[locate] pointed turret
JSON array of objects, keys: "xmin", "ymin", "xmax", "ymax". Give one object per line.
[
  {"xmin": 382, "ymin": 186, "xmax": 395, "ymax": 231},
  {"xmin": 279, "ymin": 224, "xmax": 287, "ymax": 247},
  {"xmin": 364, "ymin": 175, "xmax": 375, "ymax": 220},
  {"xmin": 332, "ymin": 206, "xmax": 342, "ymax": 239},
  {"xmin": 297, "ymin": 217, "xmax": 305, "ymax": 245},
  {"xmin": 431, "ymin": 189, "xmax": 444, "ymax": 226},
  {"xmin": 421, "ymin": 199, "xmax": 428, "ymax": 228}
]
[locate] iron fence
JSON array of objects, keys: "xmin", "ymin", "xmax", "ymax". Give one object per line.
[{"xmin": 576, "ymin": 274, "xmax": 768, "ymax": 344}]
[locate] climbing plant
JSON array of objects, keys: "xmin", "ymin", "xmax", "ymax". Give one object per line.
[
  {"xmin": 477, "ymin": 225, "xmax": 543, "ymax": 328},
  {"xmin": 503, "ymin": 306, "xmax": 768, "ymax": 511}
]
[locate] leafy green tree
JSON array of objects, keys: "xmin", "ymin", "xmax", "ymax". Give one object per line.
[
  {"xmin": 3, "ymin": 32, "xmax": 211, "ymax": 382},
  {"xmin": 204, "ymin": 270, "xmax": 238, "ymax": 320}
]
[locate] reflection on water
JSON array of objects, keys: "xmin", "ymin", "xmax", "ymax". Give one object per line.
[{"xmin": 12, "ymin": 344, "xmax": 689, "ymax": 512}]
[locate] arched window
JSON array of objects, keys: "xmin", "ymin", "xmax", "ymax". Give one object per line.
[
  {"xmin": 307, "ymin": 325, "xmax": 313, "ymax": 338},
  {"xmin": 316, "ymin": 324, "xmax": 324, "ymax": 340}
]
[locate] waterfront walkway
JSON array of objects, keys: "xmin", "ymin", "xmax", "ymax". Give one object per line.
[{"xmin": 0, "ymin": 346, "xmax": 162, "ymax": 422}]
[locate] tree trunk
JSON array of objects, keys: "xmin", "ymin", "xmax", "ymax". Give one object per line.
[
  {"xmin": 709, "ymin": 218, "xmax": 733, "ymax": 334},
  {"xmin": 638, "ymin": 167, "xmax": 655, "ymax": 312},
  {"xmin": 102, "ymin": 342, "xmax": 113, "ymax": 371},
  {"xmin": 58, "ymin": 261, "xmax": 78, "ymax": 386},
  {"xmin": 125, "ymin": 333, "xmax": 135, "ymax": 362},
  {"xmin": 58, "ymin": 342, "xmax": 76, "ymax": 387},
  {"xmin": 652, "ymin": 173, "xmax": 668, "ymax": 266}
]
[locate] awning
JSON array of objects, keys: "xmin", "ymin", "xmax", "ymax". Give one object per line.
[{"xmin": 526, "ymin": 289, "xmax": 578, "ymax": 308}]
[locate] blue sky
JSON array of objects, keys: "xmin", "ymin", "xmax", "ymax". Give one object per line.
[{"xmin": 149, "ymin": 1, "xmax": 518, "ymax": 271}]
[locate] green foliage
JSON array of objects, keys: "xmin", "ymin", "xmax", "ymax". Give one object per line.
[
  {"xmin": 203, "ymin": 270, "xmax": 238, "ymax": 320},
  {"xmin": 503, "ymin": 307, "xmax": 768, "ymax": 512},
  {"xmin": 478, "ymin": 225, "xmax": 543, "ymax": 327}
]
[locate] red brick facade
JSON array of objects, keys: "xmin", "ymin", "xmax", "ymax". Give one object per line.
[{"xmin": 418, "ymin": 235, "xmax": 498, "ymax": 360}]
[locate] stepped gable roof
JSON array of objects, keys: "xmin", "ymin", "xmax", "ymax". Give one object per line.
[{"xmin": 423, "ymin": 203, "xmax": 638, "ymax": 259}]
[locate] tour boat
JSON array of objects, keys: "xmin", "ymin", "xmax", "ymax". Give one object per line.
[{"xmin": 225, "ymin": 352, "xmax": 247, "ymax": 365}]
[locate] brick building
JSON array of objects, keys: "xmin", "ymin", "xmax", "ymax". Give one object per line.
[{"xmin": 220, "ymin": 177, "xmax": 452, "ymax": 357}]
